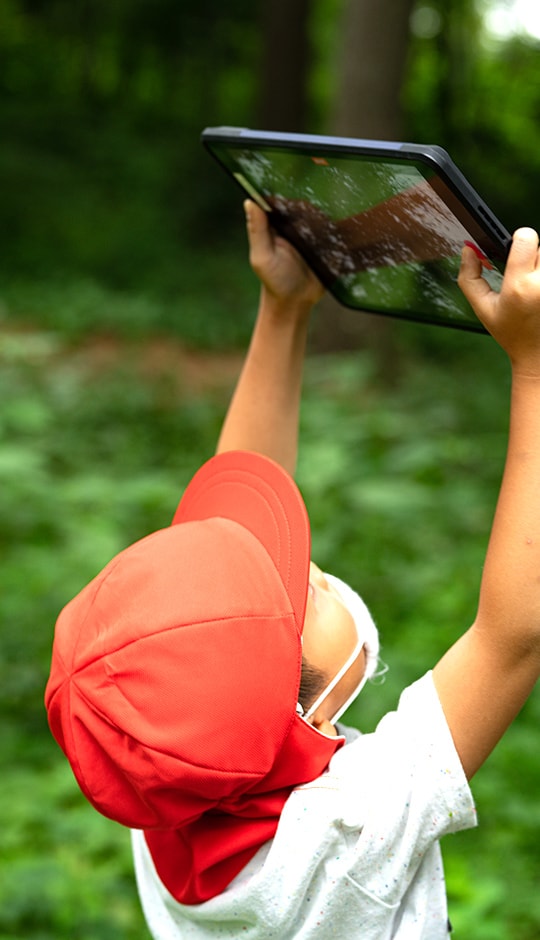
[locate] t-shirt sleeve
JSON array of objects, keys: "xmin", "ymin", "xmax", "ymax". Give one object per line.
[{"xmin": 330, "ymin": 671, "xmax": 477, "ymax": 899}]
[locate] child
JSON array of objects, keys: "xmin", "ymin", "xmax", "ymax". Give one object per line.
[{"xmin": 45, "ymin": 202, "xmax": 540, "ymax": 939}]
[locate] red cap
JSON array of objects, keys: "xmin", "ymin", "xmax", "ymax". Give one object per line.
[{"xmin": 45, "ymin": 451, "xmax": 342, "ymax": 904}]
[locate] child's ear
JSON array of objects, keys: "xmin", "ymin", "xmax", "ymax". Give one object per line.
[{"xmin": 309, "ymin": 714, "xmax": 338, "ymax": 738}]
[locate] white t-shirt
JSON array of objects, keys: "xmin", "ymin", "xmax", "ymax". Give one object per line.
[{"xmin": 132, "ymin": 672, "xmax": 477, "ymax": 939}]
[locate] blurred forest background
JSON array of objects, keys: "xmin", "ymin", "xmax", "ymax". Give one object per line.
[{"xmin": 2, "ymin": 0, "xmax": 540, "ymax": 937}]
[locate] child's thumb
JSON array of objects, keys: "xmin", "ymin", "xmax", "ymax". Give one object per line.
[
  {"xmin": 244, "ymin": 200, "xmax": 273, "ymax": 266},
  {"xmin": 244, "ymin": 199, "xmax": 267, "ymax": 234}
]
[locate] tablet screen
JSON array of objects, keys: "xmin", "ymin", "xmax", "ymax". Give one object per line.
[{"xmin": 207, "ymin": 141, "xmax": 507, "ymax": 331}]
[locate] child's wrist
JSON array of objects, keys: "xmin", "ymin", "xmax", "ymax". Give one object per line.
[
  {"xmin": 259, "ymin": 286, "xmax": 314, "ymax": 322},
  {"xmin": 510, "ymin": 356, "xmax": 540, "ymax": 383}
]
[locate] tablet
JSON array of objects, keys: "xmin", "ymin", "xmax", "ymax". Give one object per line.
[{"xmin": 202, "ymin": 126, "xmax": 512, "ymax": 333}]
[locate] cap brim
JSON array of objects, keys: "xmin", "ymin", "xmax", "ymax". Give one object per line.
[{"xmin": 173, "ymin": 451, "xmax": 311, "ymax": 633}]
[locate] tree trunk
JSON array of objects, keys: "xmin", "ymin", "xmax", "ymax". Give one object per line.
[
  {"xmin": 331, "ymin": 0, "xmax": 416, "ymax": 140},
  {"xmin": 258, "ymin": 0, "xmax": 312, "ymax": 131},
  {"xmin": 311, "ymin": 0, "xmax": 416, "ymax": 375}
]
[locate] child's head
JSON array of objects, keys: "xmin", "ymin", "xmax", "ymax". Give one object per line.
[
  {"xmin": 300, "ymin": 565, "xmax": 380, "ymax": 733},
  {"xmin": 45, "ymin": 450, "xmax": 378, "ymax": 858}
]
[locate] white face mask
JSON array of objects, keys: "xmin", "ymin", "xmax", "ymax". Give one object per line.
[{"xmin": 303, "ymin": 574, "xmax": 380, "ymax": 726}]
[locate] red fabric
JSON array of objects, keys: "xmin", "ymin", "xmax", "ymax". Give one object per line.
[
  {"xmin": 146, "ymin": 708, "xmax": 340, "ymax": 904},
  {"xmin": 45, "ymin": 452, "xmax": 342, "ymax": 904}
]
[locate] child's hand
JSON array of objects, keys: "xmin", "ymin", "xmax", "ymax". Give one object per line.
[
  {"xmin": 244, "ymin": 200, "xmax": 325, "ymax": 310},
  {"xmin": 458, "ymin": 228, "xmax": 540, "ymax": 376}
]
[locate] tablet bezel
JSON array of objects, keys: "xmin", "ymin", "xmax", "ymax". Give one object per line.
[{"xmin": 202, "ymin": 126, "xmax": 512, "ymax": 333}]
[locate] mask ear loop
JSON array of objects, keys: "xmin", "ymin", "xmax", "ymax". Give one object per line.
[
  {"xmin": 303, "ymin": 639, "xmax": 365, "ymax": 724},
  {"xmin": 328, "ymin": 664, "xmax": 370, "ymax": 724}
]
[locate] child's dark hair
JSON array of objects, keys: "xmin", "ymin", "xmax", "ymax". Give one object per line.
[{"xmin": 298, "ymin": 657, "xmax": 328, "ymax": 714}]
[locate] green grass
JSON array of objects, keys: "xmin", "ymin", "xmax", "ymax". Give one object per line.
[{"xmin": 2, "ymin": 305, "xmax": 539, "ymax": 938}]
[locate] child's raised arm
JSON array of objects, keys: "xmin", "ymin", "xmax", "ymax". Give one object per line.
[
  {"xmin": 216, "ymin": 201, "xmax": 324, "ymax": 476},
  {"xmin": 433, "ymin": 228, "xmax": 540, "ymax": 780}
]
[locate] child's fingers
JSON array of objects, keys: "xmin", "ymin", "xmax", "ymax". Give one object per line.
[
  {"xmin": 459, "ymin": 228, "xmax": 540, "ymax": 339},
  {"xmin": 457, "ymin": 243, "xmax": 494, "ymax": 315}
]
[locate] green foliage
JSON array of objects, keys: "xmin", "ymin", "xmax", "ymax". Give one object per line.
[
  {"xmin": 2, "ymin": 2, "xmax": 540, "ymax": 936},
  {"xmin": 405, "ymin": 1, "xmax": 540, "ymax": 232},
  {"xmin": 2, "ymin": 262, "xmax": 257, "ymax": 347},
  {"xmin": 1, "ymin": 763, "xmax": 144, "ymax": 939},
  {"xmin": 0, "ymin": 0, "xmax": 258, "ymax": 302},
  {"xmin": 1, "ymin": 326, "xmax": 224, "ymax": 937},
  {"xmin": 2, "ymin": 317, "xmax": 540, "ymax": 937},
  {"xmin": 1, "ymin": 0, "xmax": 540, "ymax": 342}
]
